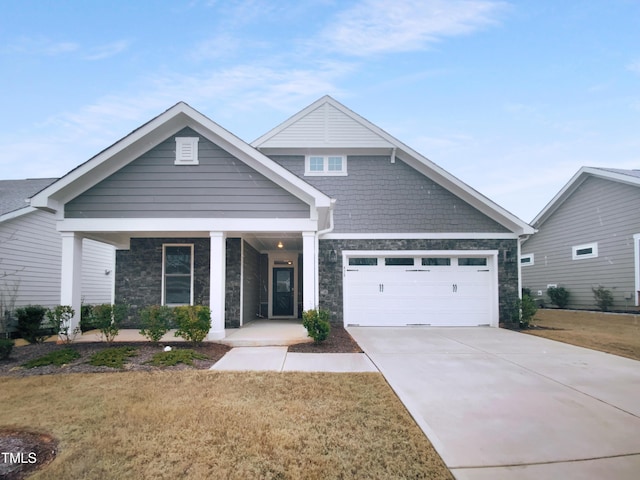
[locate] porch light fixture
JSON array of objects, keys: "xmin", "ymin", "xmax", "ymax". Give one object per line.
[
  {"xmin": 328, "ymin": 249, "xmax": 337, "ymax": 264},
  {"xmin": 277, "ymin": 241, "xmax": 284, "ymax": 249}
]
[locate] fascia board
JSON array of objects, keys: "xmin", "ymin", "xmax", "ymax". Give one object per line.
[{"xmin": 0, "ymin": 206, "xmax": 36, "ymax": 224}]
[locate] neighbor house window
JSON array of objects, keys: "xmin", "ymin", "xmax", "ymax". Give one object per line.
[
  {"xmin": 175, "ymin": 137, "xmax": 199, "ymax": 165},
  {"xmin": 162, "ymin": 244, "xmax": 194, "ymax": 305},
  {"xmin": 520, "ymin": 254, "xmax": 534, "ymax": 266},
  {"xmin": 305, "ymin": 155, "xmax": 347, "ymax": 176},
  {"xmin": 572, "ymin": 242, "xmax": 598, "ymax": 260}
]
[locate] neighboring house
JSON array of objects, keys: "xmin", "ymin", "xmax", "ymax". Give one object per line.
[
  {"xmin": 30, "ymin": 96, "xmax": 533, "ymax": 338},
  {"xmin": 521, "ymin": 167, "xmax": 640, "ymax": 311},
  {"xmin": 0, "ymin": 179, "xmax": 115, "ymax": 318}
]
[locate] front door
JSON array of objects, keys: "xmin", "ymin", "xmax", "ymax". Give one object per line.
[{"xmin": 273, "ymin": 268, "xmax": 294, "ymax": 316}]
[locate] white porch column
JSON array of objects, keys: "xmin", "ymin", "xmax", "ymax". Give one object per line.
[
  {"xmin": 207, "ymin": 232, "xmax": 226, "ymax": 340},
  {"xmin": 302, "ymin": 231, "xmax": 317, "ymax": 311},
  {"xmin": 60, "ymin": 232, "xmax": 83, "ymax": 336}
]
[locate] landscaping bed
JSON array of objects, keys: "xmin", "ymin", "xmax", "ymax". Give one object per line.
[
  {"xmin": 287, "ymin": 325, "xmax": 362, "ymax": 353},
  {"xmin": 524, "ymin": 308, "xmax": 640, "ymax": 361}
]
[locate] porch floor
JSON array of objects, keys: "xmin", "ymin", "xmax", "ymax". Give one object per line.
[{"xmin": 73, "ymin": 319, "xmax": 312, "ymax": 347}]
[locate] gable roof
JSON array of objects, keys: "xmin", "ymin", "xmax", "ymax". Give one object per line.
[
  {"xmin": 0, "ymin": 178, "xmax": 57, "ymax": 221},
  {"xmin": 253, "ymin": 95, "xmax": 534, "ymax": 236},
  {"xmin": 531, "ymin": 167, "xmax": 640, "ymax": 228},
  {"xmin": 30, "ymin": 102, "xmax": 332, "ymax": 217}
]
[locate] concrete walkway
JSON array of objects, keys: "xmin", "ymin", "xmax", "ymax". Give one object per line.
[{"xmin": 348, "ymin": 326, "xmax": 640, "ymax": 480}]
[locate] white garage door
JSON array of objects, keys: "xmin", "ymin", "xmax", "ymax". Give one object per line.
[{"xmin": 343, "ymin": 252, "xmax": 498, "ymax": 327}]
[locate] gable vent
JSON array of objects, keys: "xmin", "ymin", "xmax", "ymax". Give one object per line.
[{"xmin": 175, "ymin": 137, "xmax": 199, "ymax": 165}]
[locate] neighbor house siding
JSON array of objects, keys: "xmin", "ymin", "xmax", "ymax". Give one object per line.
[
  {"xmin": 522, "ymin": 176, "xmax": 640, "ymax": 310},
  {"xmin": 66, "ymin": 127, "xmax": 310, "ymax": 219},
  {"xmin": 271, "ymin": 155, "xmax": 509, "ymax": 234},
  {"xmin": 0, "ymin": 209, "xmax": 114, "ymax": 309}
]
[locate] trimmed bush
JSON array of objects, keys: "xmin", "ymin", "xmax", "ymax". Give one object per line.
[
  {"xmin": 146, "ymin": 349, "xmax": 207, "ymax": 367},
  {"xmin": 89, "ymin": 346, "xmax": 138, "ymax": 369},
  {"xmin": 92, "ymin": 304, "xmax": 128, "ymax": 342},
  {"xmin": 80, "ymin": 304, "xmax": 97, "ymax": 332},
  {"xmin": 174, "ymin": 306, "xmax": 211, "ymax": 343},
  {"xmin": 15, "ymin": 305, "xmax": 49, "ymax": 343},
  {"xmin": 547, "ymin": 286, "xmax": 570, "ymax": 308},
  {"xmin": 139, "ymin": 305, "xmax": 174, "ymax": 343},
  {"xmin": 23, "ymin": 348, "xmax": 81, "ymax": 369},
  {"xmin": 302, "ymin": 308, "xmax": 331, "ymax": 343},
  {"xmin": 0, "ymin": 338, "xmax": 14, "ymax": 360},
  {"xmin": 592, "ymin": 286, "xmax": 614, "ymax": 312}
]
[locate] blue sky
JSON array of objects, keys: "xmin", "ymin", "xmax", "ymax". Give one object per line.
[{"xmin": 1, "ymin": 0, "xmax": 639, "ymax": 222}]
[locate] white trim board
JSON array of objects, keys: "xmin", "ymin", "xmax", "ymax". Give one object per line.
[{"xmin": 320, "ymin": 232, "xmax": 519, "ymax": 240}]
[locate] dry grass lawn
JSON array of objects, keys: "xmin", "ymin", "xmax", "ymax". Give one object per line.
[
  {"xmin": 525, "ymin": 309, "xmax": 640, "ymax": 361},
  {"xmin": 1, "ymin": 371, "xmax": 453, "ymax": 480}
]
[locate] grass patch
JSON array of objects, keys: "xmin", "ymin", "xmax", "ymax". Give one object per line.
[
  {"xmin": 22, "ymin": 348, "xmax": 81, "ymax": 369},
  {"xmin": 146, "ymin": 349, "xmax": 207, "ymax": 367},
  {"xmin": 88, "ymin": 346, "xmax": 138, "ymax": 369},
  {"xmin": 0, "ymin": 371, "xmax": 453, "ymax": 479},
  {"xmin": 525, "ymin": 309, "xmax": 640, "ymax": 360}
]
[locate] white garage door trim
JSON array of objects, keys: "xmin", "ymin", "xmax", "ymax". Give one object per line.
[{"xmin": 343, "ymin": 250, "xmax": 499, "ymax": 328}]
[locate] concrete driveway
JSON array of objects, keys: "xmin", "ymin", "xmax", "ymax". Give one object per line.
[{"xmin": 347, "ymin": 327, "xmax": 640, "ymax": 480}]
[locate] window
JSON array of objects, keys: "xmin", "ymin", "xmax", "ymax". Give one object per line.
[
  {"xmin": 163, "ymin": 245, "xmax": 194, "ymax": 305},
  {"xmin": 175, "ymin": 137, "xmax": 199, "ymax": 165},
  {"xmin": 572, "ymin": 242, "xmax": 598, "ymax": 260},
  {"xmin": 349, "ymin": 258, "xmax": 378, "ymax": 266},
  {"xmin": 422, "ymin": 258, "xmax": 451, "ymax": 266},
  {"xmin": 385, "ymin": 258, "xmax": 414, "ymax": 266},
  {"xmin": 520, "ymin": 254, "xmax": 534, "ymax": 266},
  {"xmin": 305, "ymin": 155, "xmax": 347, "ymax": 176},
  {"xmin": 458, "ymin": 258, "xmax": 487, "ymax": 266}
]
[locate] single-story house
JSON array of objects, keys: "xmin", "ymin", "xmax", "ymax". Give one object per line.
[
  {"xmin": 0, "ymin": 178, "xmax": 115, "ymax": 325},
  {"xmin": 521, "ymin": 167, "xmax": 640, "ymax": 310},
  {"xmin": 30, "ymin": 96, "xmax": 534, "ymax": 339}
]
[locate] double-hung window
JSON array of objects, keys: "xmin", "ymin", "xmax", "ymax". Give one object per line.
[
  {"xmin": 305, "ymin": 155, "xmax": 347, "ymax": 176},
  {"xmin": 163, "ymin": 245, "xmax": 194, "ymax": 305}
]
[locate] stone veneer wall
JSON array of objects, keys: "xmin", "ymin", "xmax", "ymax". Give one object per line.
[
  {"xmin": 318, "ymin": 238, "xmax": 520, "ymax": 329},
  {"xmin": 115, "ymin": 237, "xmax": 242, "ymax": 328}
]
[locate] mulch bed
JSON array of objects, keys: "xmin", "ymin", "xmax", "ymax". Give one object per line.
[
  {"xmin": 287, "ymin": 325, "xmax": 363, "ymax": 353},
  {"xmin": 0, "ymin": 429, "xmax": 58, "ymax": 480}
]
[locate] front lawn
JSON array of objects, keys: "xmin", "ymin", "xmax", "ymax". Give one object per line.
[
  {"xmin": 524, "ymin": 309, "xmax": 640, "ymax": 361},
  {"xmin": 0, "ymin": 371, "xmax": 453, "ymax": 479}
]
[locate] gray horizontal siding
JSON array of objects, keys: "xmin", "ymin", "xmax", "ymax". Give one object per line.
[
  {"xmin": 270, "ymin": 155, "xmax": 509, "ymax": 234},
  {"xmin": 65, "ymin": 127, "xmax": 310, "ymax": 219},
  {"xmin": 522, "ymin": 176, "xmax": 640, "ymax": 310}
]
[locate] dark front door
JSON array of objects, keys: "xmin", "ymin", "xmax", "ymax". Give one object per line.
[{"xmin": 273, "ymin": 268, "xmax": 294, "ymax": 316}]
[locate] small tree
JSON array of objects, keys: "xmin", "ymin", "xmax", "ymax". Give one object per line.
[
  {"xmin": 547, "ymin": 286, "xmax": 570, "ymax": 309},
  {"xmin": 139, "ymin": 305, "xmax": 174, "ymax": 343},
  {"xmin": 592, "ymin": 286, "xmax": 614, "ymax": 312},
  {"xmin": 174, "ymin": 305, "xmax": 210, "ymax": 343},
  {"xmin": 511, "ymin": 294, "xmax": 538, "ymax": 329},
  {"xmin": 302, "ymin": 308, "xmax": 331, "ymax": 343},
  {"xmin": 92, "ymin": 304, "xmax": 128, "ymax": 343},
  {"xmin": 15, "ymin": 305, "xmax": 49, "ymax": 343},
  {"xmin": 46, "ymin": 305, "xmax": 78, "ymax": 344}
]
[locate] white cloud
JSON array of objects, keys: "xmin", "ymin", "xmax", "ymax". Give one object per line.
[
  {"xmin": 323, "ymin": 0, "xmax": 507, "ymax": 56},
  {"xmin": 626, "ymin": 59, "xmax": 640, "ymax": 74},
  {"xmin": 3, "ymin": 36, "xmax": 79, "ymax": 56},
  {"xmin": 84, "ymin": 40, "xmax": 130, "ymax": 61}
]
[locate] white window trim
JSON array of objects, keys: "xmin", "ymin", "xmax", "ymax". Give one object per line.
[
  {"xmin": 520, "ymin": 253, "xmax": 534, "ymax": 266},
  {"xmin": 161, "ymin": 244, "xmax": 195, "ymax": 306},
  {"xmin": 175, "ymin": 137, "xmax": 199, "ymax": 165},
  {"xmin": 634, "ymin": 233, "xmax": 640, "ymax": 306},
  {"xmin": 304, "ymin": 155, "xmax": 347, "ymax": 176},
  {"xmin": 572, "ymin": 242, "xmax": 598, "ymax": 260}
]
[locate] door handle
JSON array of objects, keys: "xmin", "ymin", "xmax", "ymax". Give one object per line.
[
  {"xmin": 379, "ymin": 283, "xmax": 384, "ymax": 293},
  {"xmin": 452, "ymin": 284, "xmax": 458, "ymax": 293}
]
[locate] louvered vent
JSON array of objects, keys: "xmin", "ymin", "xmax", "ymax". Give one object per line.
[{"xmin": 175, "ymin": 137, "xmax": 199, "ymax": 165}]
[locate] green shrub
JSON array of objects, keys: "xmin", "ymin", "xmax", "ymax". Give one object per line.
[
  {"xmin": 302, "ymin": 308, "xmax": 331, "ymax": 343},
  {"xmin": 547, "ymin": 286, "xmax": 570, "ymax": 308},
  {"xmin": 0, "ymin": 338, "xmax": 14, "ymax": 360},
  {"xmin": 80, "ymin": 304, "xmax": 97, "ymax": 332},
  {"xmin": 174, "ymin": 306, "xmax": 211, "ymax": 343},
  {"xmin": 15, "ymin": 305, "xmax": 49, "ymax": 343},
  {"xmin": 89, "ymin": 346, "xmax": 138, "ymax": 369},
  {"xmin": 139, "ymin": 305, "xmax": 174, "ymax": 343},
  {"xmin": 520, "ymin": 294, "xmax": 538, "ymax": 328},
  {"xmin": 46, "ymin": 305, "xmax": 78, "ymax": 344},
  {"xmin": 23, "ymin": 348, "xmax": 81, "ymax": 369},
  {"xmin": 592, "ymin": 286, "xmax": 614, "ymax": 312},
  {"xmin": 146, "ymin": 348, "xmax": 207, "ymax": 367},
  {"xmin": 92, "ymin": 304, "xmax": 128, "ymax": 342}
]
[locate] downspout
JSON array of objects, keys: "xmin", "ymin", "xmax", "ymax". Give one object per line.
[{"xmin": 315, "ymin": 199, "xmax": 336, "ymax": 308}]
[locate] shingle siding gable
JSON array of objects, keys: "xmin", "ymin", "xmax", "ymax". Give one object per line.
[
  {"xmin": 65, "ymin": 128, "xmax": 310, "ymax": 219},
  {"xmin": 271, "ymin": 155, "xmax": 508, "ymax": 233}
]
